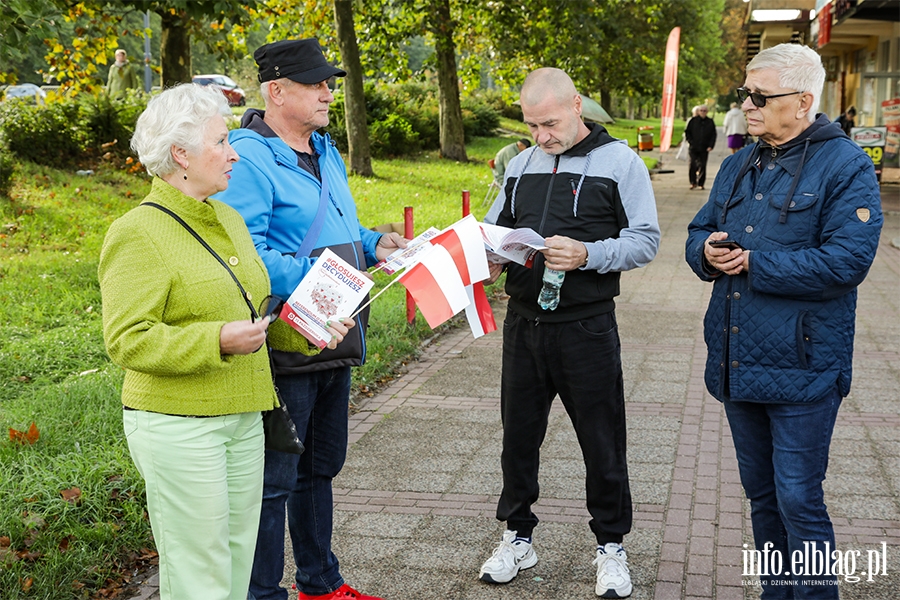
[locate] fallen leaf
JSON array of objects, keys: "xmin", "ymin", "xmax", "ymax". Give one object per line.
[
  {"xmin": 18, "ymin": 550, "xmax": 41, "ymax": 562},
  {"xmin": 9, "ymin": 422, "xmax": 39, "ymax": 444},
  {"xmin": 61, "ymin": 487, "xmax": 82, "ymax": 505},
  {"xmin": 59, "ymin": 536, "xmax": 71, "ymax": 552},
  {"xmin": 21, "ymin": 576, "xmax": 33, "ymax": 592},
  {"xmin": 0, "ymin": 536, "xmax": 10, "ymax": 547}
]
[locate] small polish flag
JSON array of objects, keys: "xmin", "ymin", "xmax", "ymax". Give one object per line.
[
  {"xmin": 464, "ymin": 282, "xmax": 497, "ymax": 338},
  {"xmin": 430, "ymin": 215, "xmax": 491, "ymax": 286},
  {"xmin": 398, "ymin": 244, "xmax": 469, "ymax": 328}
]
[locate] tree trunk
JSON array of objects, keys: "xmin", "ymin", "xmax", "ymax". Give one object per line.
[
  {"xmin": 600, "ymin": 87, "xmax": 611, "ymax": 118},
  {"xmin": 626, "ymin": 96, "xmax": 635, "ymax": 120},
  {"xmin": 334, "ymin": 0, "xmax": 373, "ymax": 176},
  {"xmin": 159, "ymin": 10, "xmax": 191, "ymax": 87},
  {"xmin": 429, "ymin": 0, "xmax": 467, "ymax": 162}
]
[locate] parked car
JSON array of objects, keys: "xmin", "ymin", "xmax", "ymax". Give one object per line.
[
  {"xmin": 192, "ymin": 74, "xmax": 245, "ymax": 106},
  {"xmin": 2, "ymin": 83, "xmax": 47, "ymax": 104}
]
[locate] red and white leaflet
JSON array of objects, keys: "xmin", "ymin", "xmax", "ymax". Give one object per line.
[
  {"xmin": 278, "ymin": 248, "xmax": 374, "ymax": 349},
  {"xmin": 375, "ymin": 227, "xmax": 441, "ymax": 275},
  {"xmin": 479, "ymin": 223, "xmax": 546, "ymax": 268}
]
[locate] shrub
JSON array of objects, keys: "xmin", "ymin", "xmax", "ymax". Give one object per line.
[
  {"xmin": 370, "ymin": 114, "xmax": 420, "ymax": 157},
  {"xmin": 323, "ymin": 82, "xmax": 501, "ymax": 157},
  {"xmin": 0, "ymin": 146, "xmax": 14, "ymax": 197},
  {"xmin": 0, "ymin": 92, "xmax": 147, "ymax": 168},
  {"xmin": 0, "ymin": 98, "xmax": 84, "ymax": 167}
]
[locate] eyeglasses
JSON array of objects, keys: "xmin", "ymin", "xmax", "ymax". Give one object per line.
[
  {"xmin": 736, "ymin": 87, "xmax": 804, "ymax": 108},
  {"xmin": 256, "ymin": 295, "xmax": 284, "ymax": 324}
]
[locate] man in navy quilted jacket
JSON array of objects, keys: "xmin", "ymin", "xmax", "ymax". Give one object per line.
[{"xmin": 686, "ymin": 44, "xmax": 882, "ymax": 599}]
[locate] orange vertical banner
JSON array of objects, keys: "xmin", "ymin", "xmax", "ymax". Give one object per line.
[{"xmin": 659, "ymin": 27, "xmax": 681, "ymax": 153}]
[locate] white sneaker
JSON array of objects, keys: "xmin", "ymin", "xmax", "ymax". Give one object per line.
[
  {"xmin": 478, "ymin": 530, "xmax": 538, "ymax": 584},
  {"xmin": 594, "ymin": 542, "xmax": 632, "ymax": 598}
]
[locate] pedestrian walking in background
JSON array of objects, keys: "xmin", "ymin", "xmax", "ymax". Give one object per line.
[
  {"xmin": 835, "ymin": 105, "xmax": 857, "ymax": 135},
  {"xmin": 106, "ymin": 49, "xmax": 140, "ymax": 98},
  {"xmin": 723, "ymin": 102, "xmax": 748, "ymax": 154},
  {"xmin": 215, "ymin": 38, "xmax": 406, "ymax": 600},
  {"xmin": 685, "ymin": 43, "xmax": 882, "ymax": 599},
  {"xmin": 482, "ymin": 67, "xmax": 660, "ymax": 599},
  {"xmin": 685, "ymin": 104, "xmax": 716, "ymax": 190}
]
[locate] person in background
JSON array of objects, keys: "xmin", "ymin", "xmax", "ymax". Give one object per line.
[
  {"xmin": 835, "ymin": 105, "xmax": 856, "ymax": 135},
  {"xmin": 99, "ymin": 83, "xmax": 349, "ymax": 600},
  {"xmin": 686, "ymin": 43, "xmax": 882, "ymax": 599},
  {"xmin": 723, "ymin": 101, "xmax": 748, "ymax": 154},
  {"xmin": 491, "ymin": 138, "xmax": 532, "ymax": 186},
  {"xmin": 215, "ymin": 38, "xmax": 406, "ymax": 600},
  {"xmin": 481, "ymin": 67, "xmax": 660, "ymax": 599},
  {"xmin": 106, "ymin": 48, "xmax": 140, "ymax": 98},
  {"xmin": 685, "ymin": 104, "xmax": 716, "ymax": 190}
]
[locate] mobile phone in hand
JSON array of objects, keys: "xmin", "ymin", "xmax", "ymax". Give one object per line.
[{"xmin": 709, "ymin": 239, "xmax": 745, "ymax": 251}]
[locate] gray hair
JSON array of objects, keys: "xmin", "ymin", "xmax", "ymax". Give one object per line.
[
  {"xmin": 259, "ymin": 77, "xmax": 294, "ymax": 107},
  {"xmin": 131, "ymin": 83, "xmax": 231, "ymax": 177},
  {"xmin": 747, "ymin": 44, "xmax": 824, "ymax": 123},
  {"xmin": 520, "ymin": 68, "xmax": 578, "ymax": 107}
]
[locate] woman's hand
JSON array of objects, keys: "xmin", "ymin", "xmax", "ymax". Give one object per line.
[
  {"xmin": 324, "ymin": 317, "xmax": 355, "ymax": 350},
  {"xmin": 219, "ymin": 317, "xmax": 272, "ymax": 355}
]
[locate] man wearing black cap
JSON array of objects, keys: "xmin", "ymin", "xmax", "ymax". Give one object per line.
[{"xmin": 216, "ymin": 38, "xmax": 404, "ymax": 600}]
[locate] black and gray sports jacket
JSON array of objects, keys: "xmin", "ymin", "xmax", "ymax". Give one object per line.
[{"xmin": 487, "ymin": 123, "xmax": 660, "ymax": 322}]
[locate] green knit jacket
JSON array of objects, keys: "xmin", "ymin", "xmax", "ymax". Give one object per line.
[{"xmin": 99, "ymin": 178, "xmax": 280, "ymax": 415}]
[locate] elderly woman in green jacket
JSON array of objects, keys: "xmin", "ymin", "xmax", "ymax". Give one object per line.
[{"xmin": 99, "ymin": 84, "xmax": 350, "ymax": 600}]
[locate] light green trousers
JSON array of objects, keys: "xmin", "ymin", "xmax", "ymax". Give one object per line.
[{"xmin": 123, "ymin": 409, "xmax": 264, "ymax": 600}]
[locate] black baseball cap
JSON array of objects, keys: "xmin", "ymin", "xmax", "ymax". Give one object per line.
[{"xmin": 254, "ymin": 39, "xmax": 346, "ymax": 84}]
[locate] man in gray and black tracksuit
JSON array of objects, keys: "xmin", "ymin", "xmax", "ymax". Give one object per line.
[{"xmin": 481, "ymin": 68, "xmax": 659, "ymax": 599}]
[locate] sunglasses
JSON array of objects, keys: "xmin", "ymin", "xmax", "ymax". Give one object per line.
[
  {"xmin": 257, "ymin": 295, "xmax": 284, "ymax": 325},
  {"xmin": 736, "ymin": 87, "xmax": 804, "ymax": 108}
]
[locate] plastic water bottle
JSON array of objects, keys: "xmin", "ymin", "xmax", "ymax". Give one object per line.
[{"xmin": 538, "ymin": 267, "xmax": 565, "ymax": 311}]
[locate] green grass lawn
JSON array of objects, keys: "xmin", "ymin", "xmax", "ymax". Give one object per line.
[{"xmin": 0, "ymin": 125, "xmax": 659, "ymax": 597}]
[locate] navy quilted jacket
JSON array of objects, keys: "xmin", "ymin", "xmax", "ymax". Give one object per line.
[{"xmin": 685, "ymin": 114, "xmax": 882, "ymax": 404}]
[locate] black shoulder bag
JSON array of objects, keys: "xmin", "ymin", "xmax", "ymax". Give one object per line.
[{"xmin": 144, "ymin": 202, "xmax": 304, "ymax": 455}]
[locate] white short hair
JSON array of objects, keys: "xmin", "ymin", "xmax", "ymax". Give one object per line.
[
  {"xmin": 131, "ymin": 83, "xmax": 231, "ymax": 177},
  {"xmin": 747, "ymin": 44, "xmax": 824, "ymax": 123},
  {"xmin": 259, "ymin": 77, "xmax": 293, "ymax": 107}
]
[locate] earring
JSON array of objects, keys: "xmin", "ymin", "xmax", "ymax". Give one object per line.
[{"xmin": 183, "ymin": 171, "xmax": 188, "ymax": 180}]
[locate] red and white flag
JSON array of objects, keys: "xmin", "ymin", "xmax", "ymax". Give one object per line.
[
  {"xmin": 429, "ymin": 215, "xmax": 490, "ymax": 286},
  {"xmin": 397, "ymin": 244, "xmax": 469, "ymax": 328},
  {"xmin": 464, "ymin": 282, "xmax": 497, "ymax": 338}
]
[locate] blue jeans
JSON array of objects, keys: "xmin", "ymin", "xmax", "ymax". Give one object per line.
[
  {"xmin": 723, "ymin": 388, "xmax": 842, "ymax": 599},
  {"xmin": 248, "ymin": 368, "xmax": 350, "ymax": 600}
]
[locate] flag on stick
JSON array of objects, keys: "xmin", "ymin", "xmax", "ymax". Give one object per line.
[
  {"xmin": 429, "ymin": 215, "xmax": 490, "ymax": 286},
  {"xmin": 465, "ymin": 282, "xmax": 497, "ymax": 338},
  {"xmin": 397, "ymin": 245, "xmax": 469, "ymax": 328}
]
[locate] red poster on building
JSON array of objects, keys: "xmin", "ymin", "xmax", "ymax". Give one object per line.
[
  {"xmin": 817, "ymin": 3, "xmax": 832, "ymax": 48},
  {"xmin": 659, "ymin": 27, "xmax": 680, "ymax": 153}
]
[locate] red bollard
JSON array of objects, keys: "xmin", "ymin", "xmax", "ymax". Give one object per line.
[
  {"xmin": 404, "ymin": 206, "xmax": 416, "ymax": 325},
  {"xmin": 462, "ymin": 190, "xmax": 470, "ymax": 217}
]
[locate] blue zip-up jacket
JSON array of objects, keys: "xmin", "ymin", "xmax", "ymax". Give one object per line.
[
  {"xmin": 686, "ymin": 114, "xmax": 882, "ymax": 404},
  {"xmin": 215, "ymin": 109, "xmax": 382, "ymax": 373}
]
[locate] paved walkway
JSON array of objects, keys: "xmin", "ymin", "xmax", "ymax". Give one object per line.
[{"xmin": 133, "ymin": 137, "xmax": 900, "ymax": 600}]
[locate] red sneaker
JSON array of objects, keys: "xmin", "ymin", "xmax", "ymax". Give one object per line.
[{"xmin": 297, "ymin": 583, "xmax": 383, "ymax": 600}]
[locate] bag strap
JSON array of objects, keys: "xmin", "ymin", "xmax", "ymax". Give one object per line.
[
  {"xmin": 143, "ymin": 202, "xmax": 259, "ymax": 321},
  {"xmin": 294, "ymin": 151, "xmax": 329, "ymax": 259}
]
